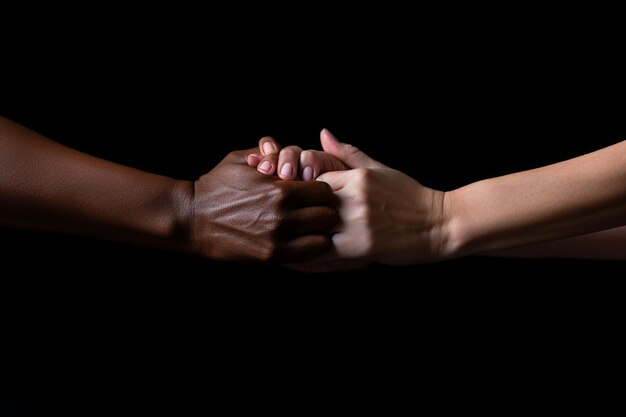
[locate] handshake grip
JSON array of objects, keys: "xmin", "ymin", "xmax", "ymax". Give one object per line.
[
  {"xmin": 3, "ymin": 115, "xmax": 623, "ymax": 271},
  {"xmin": 0, "ymin": 117, "xmax": 444, "ymax": 272},
  {"xmin": 244, "ymin": 129, "xmax": 448, "ymax": 270}
]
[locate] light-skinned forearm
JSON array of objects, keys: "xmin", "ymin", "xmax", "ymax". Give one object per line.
[
  {"xmin": 443, "ymin": 141, "xmax": 626, "ymax": 257},
  {"xmin": 0, "ymin": 117, "xmax": 192, "ymax": 250}
]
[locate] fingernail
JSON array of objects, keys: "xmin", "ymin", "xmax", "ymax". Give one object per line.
[
  {"xmin": 280, "ymin": 163, "xmax": 293, "ymax": 177},
  {"xmin": 303, "ymin": 166, "xmax": 313, "ymax": 181},
  {"xmin": 259, "ymin": 161, "xmax": 272, "ymax": 173},
  {"xmin": 263, "ymin": 141, "xmax": 275, "ymax": 155}
]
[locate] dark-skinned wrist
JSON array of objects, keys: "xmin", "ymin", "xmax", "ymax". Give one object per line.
[{"xmin": 159, "ymin": 179, "xmax": 197, "ymax": 254}]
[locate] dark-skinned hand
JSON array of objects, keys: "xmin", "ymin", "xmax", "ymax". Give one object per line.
[
  {"xmin": 0, "ymin": 117, "xmax": 338, "ymax": 265},
  {"xmin": 187, "ymin": 143, "xmax": 339, "ymax": 263}
]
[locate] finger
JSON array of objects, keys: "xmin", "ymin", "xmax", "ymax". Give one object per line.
[
  {"xmin": 277, "ymin": 234, "xmax": 332, "ymax": 264},
  {"xmin": 320, "ymin": 128, "xmax": 386, "ymax": 169},
  {"xmin": 256, "ymin": 153, "xmax": 279, "ymax": 175},
  {"xmin": 299, "ymin": 149, "xmax": 349, "ymax": 181},
  {"xmin": 318, "ymin": 150, "xmax": 350, "ymax": 173},
  {"xmin": 283, "ymin": 180, "xmax": 335, "ymax": 207},
  {"xmin": 300, "ymin": 150, "xmax": 320, "ymax": 181},
  {"xmin": 247, "ymin": 153, "xmax": 261, "ymax": 167},
  {"xmin": 315, "ymin": 170, "xmax": 351, "ymax": 192},
  {"xmin": 231, "ymin": 147, "xmax": 267, "ymax": 165},
  {"xmin": 280, "ymin": 206, "xmax": 338, "ymax": 234},
  {"xmin": 277, "ymin": 145, "xmax": 302, "ymax": 180},
  {"xmin": 233, "ymin": 145, "xmax": 277, "ymax": 167},
  {"xmin": 259, "ymin": 136, "xmax": 281, "ymax": 156}
]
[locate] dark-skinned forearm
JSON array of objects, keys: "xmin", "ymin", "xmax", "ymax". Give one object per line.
[{"xmin": 0, "ymin": 117, "xmax": 193, "ymax": 251}]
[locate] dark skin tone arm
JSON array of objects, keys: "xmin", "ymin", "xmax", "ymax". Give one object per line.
[{"xmin": 0, "ymin": 117, "xmax": 337, "ymax": 263}]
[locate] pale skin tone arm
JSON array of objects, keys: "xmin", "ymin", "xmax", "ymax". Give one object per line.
[
  {"xmin": 251, "ymin": 129, "xmax": 626, "ymax": 268},
  {"xmin": 447, "ymin": 140, "xmax": 626, "ymax": 258}
]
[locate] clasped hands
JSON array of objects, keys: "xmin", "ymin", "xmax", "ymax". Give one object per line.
[
  {"xmin": 3, "ymin": 116, "xmax": 622, "ymax": 268},
  {"xmin": 195, "ymin": 129, "xmax": 448, "ymax": 271}
]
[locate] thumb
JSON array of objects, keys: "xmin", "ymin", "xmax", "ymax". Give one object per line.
[
  {"xmin": 320, "ymin": 129, "xmax": 386, "ymax": 169},
  {"xmin": 316, "ymin": 170, "xmax": 351, "ymax": 192}
]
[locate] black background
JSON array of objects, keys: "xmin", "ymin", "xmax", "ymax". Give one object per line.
[{"xmin": 2, "ymin": 18, "xmax": 625, "ymax": 414}]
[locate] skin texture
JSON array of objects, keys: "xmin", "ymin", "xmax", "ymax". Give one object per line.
[
  {"xmin": 447, "ymin": 140, "xmax": 626, "ymax": 257},
  {"xmin": 191, "ymin": 148, "xmax": 338, "ymax": 262},
  {"xmin": 251, "ymin": 130, "xmax": 447, "ymax": 270},
  {"xmin": 0, "ymin": 117, "xmax": 337, "ymax": 264},
  {"xmin": 252, "ymin": 129, "xmax": 626, "ymax": 269},
  {"xmin": 249, "ymin": 136, "xmax": 348, "ymax": 181},
  {"xmin": 312, "ymin": 133, "xmax": 445, "ymax": 265}
]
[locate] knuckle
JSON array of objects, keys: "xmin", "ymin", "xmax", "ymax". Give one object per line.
[
  {"xmin": 300, "ymin": 149, "xmax": 315, "ymax": 162},
  {"xmin": 351, "ymin": 168, "xmax": 372, "ymax": 193},
  {"xmin": 258, "ymin": 241, "xmax": 280, "ymax": 263},
  {"xmin": 272, "ymin": 212, "xmax": 287, "ymax": 232},
  {"xmin": 268, "ymin": 184, "xmax": 289, "ymax": 203},
  {"xmin": 353, "ymin": 167, "xmax": 370, "ymax": 181},
  {"xmin": 361, "ymin": 232, "xmax": 375, "ymax": 255},
  {"xmin": 257, "ymin": 216, "xmax": 284, "ymax": 262},
  {"xmin": 226, "ymin": 150, "xmax": 241, "ymax": 160},
  {"xmin": 345, "ymin": 143, "xmax": 361, "ymax": 155},
  {"xmin": 260, "ymin": 200, "xmax": 287, "ymax": 232},
  {"xmin": 280, "ymin": 149, "xmax": 300, "ymax": 163},
  {"xmin": 352, "ymin": 204, "xmax": 370, "ymax": 223},
  {"xmin": 283, "ymin": 145, "xmax": 303, "ymax": 155}
]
